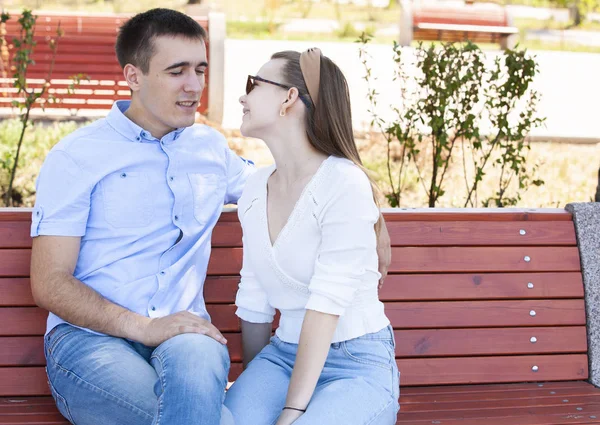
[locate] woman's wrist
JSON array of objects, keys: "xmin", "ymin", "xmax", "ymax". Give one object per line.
[{"xmin": 282, "ymin": 406, "xmax": 306, "ymax": 413}]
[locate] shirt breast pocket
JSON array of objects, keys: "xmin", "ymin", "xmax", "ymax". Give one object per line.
[
  {"xmin": 102, "ymin": 171, "xmax": 154, "ymax": 228},
  {"xmin": 188, "ymin": 173, "xmax": 226, "ymax": 226}
]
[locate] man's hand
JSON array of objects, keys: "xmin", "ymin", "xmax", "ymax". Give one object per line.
[
  {"xmin": 140, "ymin": 311, "xmax": 227, "ymax": 347},
  {"xmin": 275, "ymin": 408, "xmax": 303, "ymax": 425},
  {"xmin": 376, "ymin": 217, "xmax": 391, "ymax": 289}
]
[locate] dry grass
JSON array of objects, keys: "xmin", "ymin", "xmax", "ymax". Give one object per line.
[{"xmin": 225, "ymin": 128, "xmax": 600, "ymax": 208}]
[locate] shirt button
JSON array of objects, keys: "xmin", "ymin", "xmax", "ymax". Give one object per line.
[
  {"xmin": 120, "ymin": 173, "xmax": 127, "ymax": 178},
  {"xmin": 174, "ymin": 215, "xmax": 179, "ymax": 221},
  {"xmin": 151, "ymin": 306, "xmax": 156, "ymax": 311},
  {"xmin": 160, "ymin": 271, "xmax": 166, "ymax": 275},
  {"xmin": 169, "ymin": 176, "xmax": 174, "ymax": 182},
  {"xmin": 136, "ymin": 137, "xmax": 141, "ymax": 142}
]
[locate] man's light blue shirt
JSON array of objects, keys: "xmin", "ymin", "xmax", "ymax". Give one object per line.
[{"xmin": 31, "ymin": 100, "xmax": 254, "ymax": 335}]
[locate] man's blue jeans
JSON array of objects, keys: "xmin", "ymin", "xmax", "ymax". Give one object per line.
[{"xmin": 44, "ymin": 323, "xmax": 233, "ymax": 425}]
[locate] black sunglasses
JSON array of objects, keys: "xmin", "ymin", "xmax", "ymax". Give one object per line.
[{"xmin": 246, "ymin": 75, "xmax": 312, "ymax": 108}]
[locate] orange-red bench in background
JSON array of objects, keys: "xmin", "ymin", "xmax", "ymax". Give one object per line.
[
  {"xmin": 0, "ymin": 11, "xmax": 225, "ymax": 123},
  {"xmin": 399, "ymin": 1, "xmax": 518, "ymax": 50}
]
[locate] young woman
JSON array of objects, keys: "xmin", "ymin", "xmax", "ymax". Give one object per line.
[{"xmin": 223, "ymin": 48, "xmax": 399, "ymax": 425}]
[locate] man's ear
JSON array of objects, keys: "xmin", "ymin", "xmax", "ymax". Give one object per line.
[{"xmin": 123, "ymin": 64, "xmax": 142, "ymax": 92}]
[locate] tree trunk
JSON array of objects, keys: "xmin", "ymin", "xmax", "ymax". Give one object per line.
[{"xmin": 595, "ymin": 167, "xmax": 600, "ymax": 202}]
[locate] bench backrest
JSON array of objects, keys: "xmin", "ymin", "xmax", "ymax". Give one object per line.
[
  {"xmin": 0, "ymin": 209, "xmax": 587, "ymax": 396},
  {"xmin": 0, "ymin": 13, "xmax": 210, "ymax": 113}
]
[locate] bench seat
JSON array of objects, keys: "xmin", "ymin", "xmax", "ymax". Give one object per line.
[
  {"xmin": 3, "ymin": 381, "xmax": 600, "ymax": 425},
  {"xmin": 0, "ymin": 208, "xmax": 598, "ymax": 424}
]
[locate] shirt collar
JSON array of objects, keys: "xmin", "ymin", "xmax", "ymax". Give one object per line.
[{"xmin": 106, "ymin": 100, "xmax": 186, "ymax": 143}]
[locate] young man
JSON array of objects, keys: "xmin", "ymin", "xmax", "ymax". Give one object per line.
[
  {"xmin": 30, "ymin": 8, "xmax": 391, "ymax": 425},
  {"xmin": 30, "ymin": 9, "xmax": 244, "ymax": 425}
]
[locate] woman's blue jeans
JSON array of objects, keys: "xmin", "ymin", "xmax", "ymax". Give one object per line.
[{"xmin": 224, "ymin": 325, "xmax": 400, "ymax": 425}]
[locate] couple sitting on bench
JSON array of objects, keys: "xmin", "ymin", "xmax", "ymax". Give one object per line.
[{"xmin": 30, "ymin": 8, "xmax": 399, "ymax": 425}]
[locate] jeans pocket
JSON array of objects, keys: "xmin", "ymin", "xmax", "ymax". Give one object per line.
[
  {"xmin": 102, "ymin": 171, "xmax": 154, "ymax": 228},
  {"xmin": 342, "ymin": 337, "xmax": 394, "ymax": 370},
  {"xmin": 46, "ymin": 325, "xmax": 78, "ymax": 359},
  {"xmin": 47, "ymin": 372, "xmax": 76, "ymax": 423},
  {"xmin": 188, "ymin": 173, "xmax": 226, "ymax": 226}
]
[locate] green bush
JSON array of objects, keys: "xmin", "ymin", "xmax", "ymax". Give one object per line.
[
  {"xmin": 0, "ymin": 119, "xmax": 84, "ymax": 207},
  {"xmin": 359, "ymin": 35, "xmax": 545, "ymax": 208}
]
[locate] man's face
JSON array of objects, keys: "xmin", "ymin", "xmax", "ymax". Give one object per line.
[{"xmin": 133, "ymin": 35, "xmax": 207, "ymax": 138}]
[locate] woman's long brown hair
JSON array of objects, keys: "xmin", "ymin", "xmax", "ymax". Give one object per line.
[{"xmin": 271, "ymin": 51, "xmax": 382, "ymax": 225}]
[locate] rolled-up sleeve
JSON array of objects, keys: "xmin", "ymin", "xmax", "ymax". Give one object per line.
[
  {"xmin": 305, "ymin": 168, "xmax": 381, "ymax": 316},
  {"xmin": 31, "ymin": 150, "xmax": 92, "ymax": 238}
]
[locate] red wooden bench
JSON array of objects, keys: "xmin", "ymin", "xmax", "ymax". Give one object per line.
[
  {"xmin": 1, "ymin": 208, "xmax": 599, "ymax": 424},
  {"xmin": 0, "ymin": 11, "xmax": 225, "ymax": 122},
  {"xmin": 399, "ymin": 1, "xmax": 518, "ymax": 50}
]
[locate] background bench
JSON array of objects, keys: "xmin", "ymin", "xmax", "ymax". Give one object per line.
[
  {"xmin": 0, "ymin": 11, "xmax": 226, "ymax": 123},
  {"xmin": 399, "ymin": 1, "xmax": 518, "ymax": 50},
  {"xmin": 1, "ymin": 207, "xmax": 599, "ymax": 424}
]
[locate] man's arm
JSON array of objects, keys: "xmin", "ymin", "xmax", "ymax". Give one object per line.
[{"xmin": 31, "ymin": 235, "xmax": 227, "ymax": 346}]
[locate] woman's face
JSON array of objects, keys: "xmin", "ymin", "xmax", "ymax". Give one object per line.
[{"xmin": 239, "ymin": 59, "xmax": 291, "ymax": 139}]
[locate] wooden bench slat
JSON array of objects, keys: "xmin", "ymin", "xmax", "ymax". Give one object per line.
[
  {"xmin": 402, "ymin": 382, "xmax": 600, "ymax": 403},
  {"xmin": 0, "ymin": 397, "xmax": 57, "ymax": 408},
  {"xmin": 0, "ymin": 223, "xmax": 32, "ymax": 249},
  {"xmin": 0, "ymin": 277, "xmax": 240, "ymax": 306},
  {"xmin": 0, "ymin": 337, "xmax": 45, "ymax": 366},
  {"xmin": 0, "ymin": 220, "xmax": 578, "ymax": 250},
  {"xmin": 381, "ymin": 210, "xmax": 572, "ymax": 222},
  {"xmin": 396, "ymin": 327, "xmax": 587, "ymax": 357},
  {"xmin": 389, "ymin": 247, "xmax": 581, "ymax": 273},
  {"xmin": 208, "ymin": 246, "xmax": 584, "ymax": 275},
  {"xmin": 0, "ymin": 369, "xmax": 51, "ymax": 397},
  {"xmin": 0, "ymin": 279, "xmax": 34, "ymax": 306},
  {"xmin": 402, "ymin": 381, "xmax": 593, "ymax": 396},
  {"xmin": 0, "ymin": 366, "xmax": 242, "ymax": 397},
  {"xmin": 0, "ymin": 354, "xmax": 588, "ymax": 396},
  {"xmin": 0, "ymin": 272, "xmax": 585, "ymax": 307},
  {"xmin": 0, "ymin": 209, "xmax": 572, "ymax": 222},
  {"xmin": 396, "ymin": 354, "xmax": 588, "ymax": 386},
  {"xmin": 402, "ymin": 384, "xmax": 600, "ymax": 406},
  {"xmin": 397, "ymin": 403, "xmax": 600, "ymax": 424},
  {"xmin": 416, "ymin": 22, "xmax": 519, "ymax": 34},
  {"xmin": 0, "ymin": 403, "xmax": 64, "ymax": 414},
  {"xmin": 0, "ymin": 300, "xmax": 585, "ymax": 336},
  {"xmin": 403, "ymin": 393, "xmax": 600, "ymax": 413},
  {"xmin": 0, "ymin": 334, "xmax": 242, "ymax": 366},
  {"xmin": 0, "ymin": 326, "xmax": 586, "ymax": 367},
  {"xmin": 386, "ymin": 300, "xmax": 586, "ymax": 329},
  {"xmin": 225, "ymin": 356, "xmax": 590, "ymax": 386},
  {"xmin": 0, "ymin": 308, "xmax": 48, "ymax": 336},
  {"xmin": 0, "ymin": 414, "xmax": 67, "ymax": 424},
  {"xmin": 0, "ymin": 251, "xmax": 30, "ymax": 277},
  {"xmin": 380, "ymin": 272, "xmax": 584, "ymax": 301},
  {"xmin": 387, "ymin": 221, "xmax": 576, "ymax": 246}
]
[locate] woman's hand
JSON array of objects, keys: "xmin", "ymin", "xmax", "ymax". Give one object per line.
[{"xmin": 275, "ymin": 408, "xmax": 304, "ymax": 425}]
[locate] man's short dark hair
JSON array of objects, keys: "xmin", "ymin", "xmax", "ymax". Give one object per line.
[{"xmin": 116, "ymin": 8, "xmax": 207, "ymax": 74}]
